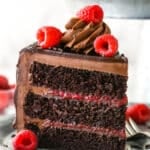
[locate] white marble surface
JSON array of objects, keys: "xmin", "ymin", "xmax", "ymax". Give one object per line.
[{"xmin": 0, "ymin": 0, "xmax": 150, "ymax": 103}]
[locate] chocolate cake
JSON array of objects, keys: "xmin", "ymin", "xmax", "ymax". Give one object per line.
[{"xmin": 14, "ymin": 4, "xmax": 128, "ymax": 150}]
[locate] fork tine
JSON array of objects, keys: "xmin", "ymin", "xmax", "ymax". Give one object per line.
[
  {"xmin": 125, "ymin": 122, "xmax": 133, "ymax": 137},
  {"xmin": 126, "ymin": 119, "xmax": 136, "ymax": 136},
  {"xmin": 129, "ymin": 118, "xmax": 141, "ymax": 132},
  {"xmin": 125, "ymin": 121, "xmax": 133, "ymax": 136},
  {"xmin": 125, "ymin": 128, "xmax": 131, "ymax": 137}
]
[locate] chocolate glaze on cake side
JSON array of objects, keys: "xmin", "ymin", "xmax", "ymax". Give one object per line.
[{"xmin": 14, "ymin": 4, "xmax": 128, "ymax": 150}]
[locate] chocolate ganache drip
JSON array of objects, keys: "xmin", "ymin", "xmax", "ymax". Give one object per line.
[{"xmin": 61, "ymin": 17, "xmax": 111, "ymax": 54}]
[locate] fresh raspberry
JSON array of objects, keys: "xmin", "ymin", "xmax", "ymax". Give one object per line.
[
  {"xmin": 12, "ymin": 130, "xmax": 38, "ymax": 150},
  {"xmin": 36, "ymin": 26, "xmax": 62, "ymax": 48},
  {"xmin": 94, "ymin": 34, "xmax": 118, "ymax": 57},
  {"xmin": 126, "ymin": 104, "xmax": 150, "ymax": 124},
  {"xmin": 76, "ymin": 5, "xmax": 104, "ymax": 23},
  {"xmin": 0, "ymin": 91, "xmax": 11, "ymax": 112},
  {"xmin": 0, "ymin": 75, "xmax": 9, "ymax": 89}
]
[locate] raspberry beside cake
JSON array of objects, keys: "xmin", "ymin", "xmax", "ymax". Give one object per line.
[{"xmin": 14, "ymin": 5, "xmax": 128, "ymax": 150}]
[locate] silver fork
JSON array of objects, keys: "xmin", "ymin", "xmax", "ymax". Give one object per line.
[
  {"xmin": 126, "ymin": 118, "xmax": 150, "ymax": 137},
  {"xmin": 126, "ymin": 117, "xmax": 150, "ymax": 149}
]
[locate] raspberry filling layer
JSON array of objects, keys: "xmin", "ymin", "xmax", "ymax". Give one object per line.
[
  {"xmin": 47, "ymin": 89, "xmax": 127, "ymax": 107},
  {"xmin": 25, "ymin": 118, "xmax": 126, "ymax": 139}
]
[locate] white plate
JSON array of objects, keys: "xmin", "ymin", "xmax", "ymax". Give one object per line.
[{"xmin": 0, "ymin": 104, "xmax": 15, "ymax": 127}]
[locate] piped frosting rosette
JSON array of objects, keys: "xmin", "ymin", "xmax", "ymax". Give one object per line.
[
  {"xmin": 61, "ymin": 17, "xmax": 110, "ymax": 54},
  {"xmin": 61, "ymin": 5, "xmax": 111, "ymax": 54}
]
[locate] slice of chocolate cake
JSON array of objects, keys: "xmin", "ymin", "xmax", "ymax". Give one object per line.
[{"xmin": 14, "ymin": 4, "xmax": 128, "ymax": 150}]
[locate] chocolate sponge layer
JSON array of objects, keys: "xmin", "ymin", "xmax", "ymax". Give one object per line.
[
  {"xmin": 24, "ymin": 92, "xmax": 126, "ymax": 129},
  {"xmin": 25, "ymin": 123, "xmax": 125, "ymax": 150},
  {"xmin": 29, "ymin": 61, "xmax": 127, "ymax": 99}
]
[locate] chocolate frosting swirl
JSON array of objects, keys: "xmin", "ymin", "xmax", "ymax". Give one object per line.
[{"xmin": 61, "ymin": 17, "xmax": 111, "ymax": 54}]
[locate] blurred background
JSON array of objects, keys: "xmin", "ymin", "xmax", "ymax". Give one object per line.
[{"xmin": 0, "ymin": 0, "xmax": 150, "ymax": 103}]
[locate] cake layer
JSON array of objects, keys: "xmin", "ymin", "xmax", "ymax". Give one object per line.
[
  {"xmin": 24, "ymin": 92, "xmax": 126, "ymax": 129},
  {"xmin": 29, "ymin": 61, "xmax": 127, "ymax": 98},
  {"xmin": 25, "ymin": 123, "xmax": 125, "ymax": 150}
]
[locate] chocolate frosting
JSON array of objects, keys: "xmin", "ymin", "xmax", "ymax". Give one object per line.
[{"xmin": 61, "ymin": 17, "xmax": 110, "ymax": 54}]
